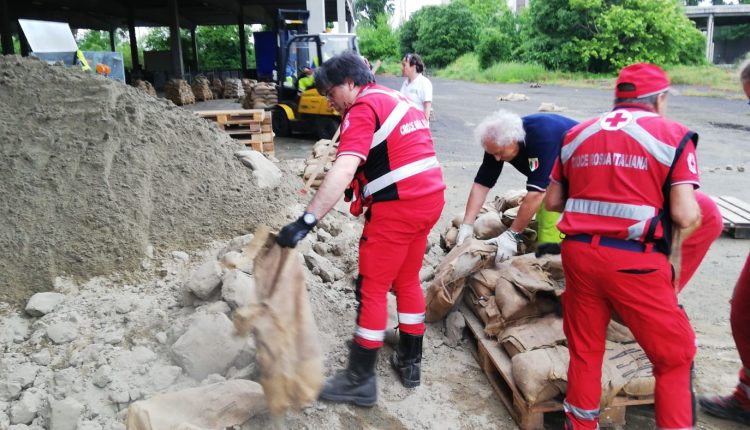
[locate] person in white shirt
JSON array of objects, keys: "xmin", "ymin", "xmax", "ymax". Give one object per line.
[{"xmin": 399, "ymin": 53, "xmax": 433, "ymax": 121}]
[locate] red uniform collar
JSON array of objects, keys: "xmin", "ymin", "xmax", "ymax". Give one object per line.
[{"xmin": 612, "ymin": 103, "xmax": 657, "ymax": 113}]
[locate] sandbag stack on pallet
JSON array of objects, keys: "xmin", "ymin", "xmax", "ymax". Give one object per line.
[
  {"xmin": 441, "ymin": 190, "xmax": 536, "ymax": 252},
  {"xmin": 165, "ymin": 79, "xmax": 195, "ymax": 106},
  {"xmin": 425, "ymin": 235, "xmax": 656, "ymax": 429},
  {"xmin": 194, "ymin": 109, "xmax": 274, "ymax": 156},
  {"xmin": 211, "ymin": 79, "xmax": 224, "ymax": 99},
  {"xmin": 191, "ymin": 75, "xmax": 214, "ymax": 101},
  {"xmin": 242, "ymin": 82, "xmax": 278, "ymax": 109},
  {"xmin": 223, "ymin": 78, "xmax": 245, "ymax": 99},
  {"xmin": 302, "ymin": 139, "xmax": 338, "ymax": 190},
  {"xmin": 241, "ymin": 79, "xmax": 257, "ymax": 97},
  {"xmin": 132, "ymin": 79, "xmax": 156, "ymax": 96}
]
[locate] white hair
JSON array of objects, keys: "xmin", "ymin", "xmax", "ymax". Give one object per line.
[{"xmin": 474, "ymin": 110, "xmax": 525, "ymax": 150}]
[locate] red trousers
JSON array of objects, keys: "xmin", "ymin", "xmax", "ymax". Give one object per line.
[
  {"xmin": 561, "ymin": 240, "xmax": 696, "ymax": 429},
  {"xmin": 676, "ymin": 191, "xmax": 724, "ymax": 292},
  {"xmin": 731, "ymin": 253, "xmax": 750, "ymax": 407},
  {"xmin": 353, "ymin": 191, "xmax": 444, "ymax": 349}
]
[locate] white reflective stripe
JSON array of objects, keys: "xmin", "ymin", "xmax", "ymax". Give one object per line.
[
  {"xmin": 354, "ymin": 326, "xmax": 386, "ymax": 341},
  {"xmin": 398, "ymin": 312, "xmax": 425, "ymax": 325},
  {"xmin": 370, "ymin": 101, "xmax": 411, "ymax": 148},
  {"xmin": 358, "ymin": 88, "xmax": 401, "ymax": 100},
  {"xmin": 627, "ymin": 219, "xmax": 650, "ymax": 240},
  {"xmin": 362, "ymin": 156, "xmax": 440, "ymax": 198},
  {"xmin": 563, "ymin": 400, "xmax": 599, "ymax": 421},
  {"xmin": 561, "ymin": 118, "xmax": 603, "ymax": 163},
  {"xmin": 565, "ymin": 198, "xmax": 657, "ymax": 221},
  {"xmin": 621, "ymin": 112, "xmax": 677, "ymax": 167}
]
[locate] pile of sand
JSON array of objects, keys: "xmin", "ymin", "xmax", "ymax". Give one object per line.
[{"xmin": 0, "ymin": 56, "xmax": 302, "ymax": 304}]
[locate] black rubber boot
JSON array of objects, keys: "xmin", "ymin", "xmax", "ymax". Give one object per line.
[
  {"xmin": 391, "ymin": 332, "xmax": 422, "ymax": 388},
  {"xmin": 319, "ymin": 343, "xmax": 378, "ymax": 407}
]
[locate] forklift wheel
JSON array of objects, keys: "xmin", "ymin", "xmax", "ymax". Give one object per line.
[
  {"xmin": 272, "ymin": 107, "xmax": 291, "ymax": 137},
  {"xmin": 315, "ymin": 116, "xmax": 340, "ymax": 140}
]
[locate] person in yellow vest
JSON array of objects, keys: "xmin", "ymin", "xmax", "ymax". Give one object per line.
[{"xmin": 298, "ymin": 66, "xmax": 315, "ymax": 92}]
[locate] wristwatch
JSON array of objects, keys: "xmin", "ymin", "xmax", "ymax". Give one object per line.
[
  {"xmin": 508, "ymin": 230, "xmax": 524, "ymax": 242},
  {"xmin": 302, "ymin": 212, "xmax": 317, "ymax": 227}
]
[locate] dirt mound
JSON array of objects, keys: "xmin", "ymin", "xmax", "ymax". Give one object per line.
[{"xmin": 0, "ymin": 56, "xmax": 301, "ymax": 304}]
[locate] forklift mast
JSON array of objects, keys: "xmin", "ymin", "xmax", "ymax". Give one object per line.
[{"xmin": 276, "ymin": 9, "xmax": 310, "ymax": 84}]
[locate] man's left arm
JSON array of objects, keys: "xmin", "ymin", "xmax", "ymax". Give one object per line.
[
  {"xmin": 276, "ymin": 155, "xmax": 361, "ymax": 247},
  {"xmin": 510, "ymin": 191, "xmax": 544, "ymax": 233}
]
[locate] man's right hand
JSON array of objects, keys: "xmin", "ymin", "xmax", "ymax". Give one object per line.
[{"xmin": 456, "ymin": 224, "xmax": 474, "ymax": 246}]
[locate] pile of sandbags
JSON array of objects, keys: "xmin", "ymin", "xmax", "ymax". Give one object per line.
[
  {"xmin": 302, "ymin": 138, "xmax": 338, "ymax": 190},
  {"xmin": 441, "ymin": 189, "xmax": 536, "ymax": 252},
  {"xmin": 223, "ymin": 78, "xmax": 245, "ymax": 99},
  {"xmin": 425, "ymin": 239, "xmax": 655, "ymax": 408},
  {"xmin": 211, "ymin": 78, "xmax": 224, "ymax": 99},
  {"xmin": 132, "ymin": 79, "xmax": 156, "ymax": 96},
  {"xmin": 242, "ymin": 79, "xmax": 257, "ymax": 96},
  {"xmin": 243, "ymin": 82, "xmax": 278, "ymax": 109},
  {"xmin": 165, "ymin": 79, "xmax": 195, "ymax": 106},
  {"xmin": 191, "ymin": 75, "xmax": 213, "ymax": 101}
]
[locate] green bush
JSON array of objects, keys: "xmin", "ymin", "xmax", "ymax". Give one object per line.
[
  {"xmin": 519, "ymin": 0, "xmax": 706, "ymax": 73},
  {"xmin": 412, "ymin": 3, "xmax": 478, "ymax": 69},
  {"xmin": 436, "ymin": 53, "xmax": 547, "ymax": 83},
  {"xmin": 477, "ymin": 29, "xmax": 513, "ymax": 69},
  {"xmin": 399, "ymin": 6, "xmax": 433, "ymax": 56},
  {"xmin": 357, "ymin": 14, "xmax": 400, "ymax": 62}
]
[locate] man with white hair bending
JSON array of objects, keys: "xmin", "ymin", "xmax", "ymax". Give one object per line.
[{"xmin": 456, "ymin": 110, "xmax": 577, "ymax": 263}]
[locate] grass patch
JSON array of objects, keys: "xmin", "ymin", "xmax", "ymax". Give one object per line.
[
  {"xmin": 435, "ymin": 53, "xmax": 744, "ymax": 98},
  {"xmin": 374, "ymin": 59, "xmax": 402, "ymax": 76}
]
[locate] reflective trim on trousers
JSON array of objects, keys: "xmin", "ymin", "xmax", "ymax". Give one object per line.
[
  {"xmin": 398, "ymin": 312, "xmax": 425, "ymax": 325},
  {"xmin": 362, "ymin": 156, "xmax": 440, "ymax": 198},
  {"xmin": 565, "ymin": 198, "xmax": 657, "ymax": 221},
  {"xmin": 355, "ymin": 326, "xmax": 386, "ymax": 341},
  {"xmin": 563, "ymin": 399, "xmax": 600, "ymax": 421}
]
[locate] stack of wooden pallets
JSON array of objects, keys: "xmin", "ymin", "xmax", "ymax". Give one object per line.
[
  {"xmin": 711, "ymin": 195, "xmax": 750, "ymax": 239},
  {"xmin": 194, "ymin": 109, "xmax": 274, "ymax": 156}
]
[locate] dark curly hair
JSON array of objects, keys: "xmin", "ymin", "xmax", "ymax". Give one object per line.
[{"xmin": 314, "ymin": 51, "xmax": 375, "ymax": 96}]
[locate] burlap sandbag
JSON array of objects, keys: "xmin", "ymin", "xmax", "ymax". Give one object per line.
[
  {"xmin": 500, "ymin": 257, "xmax": 557, "ymax": 299},
  {"xmin": 474, "ymin": 211, "xmax": 506, "ymax": 240},
  {"xmin": 425, "ymin": 240, "xmax": 496, "ymax": 322},
  {"xmin": 492, "ymin": 189, "xmax": 527, "ymax": 213},
  {"xmin": 606, "ymin": 319, "xmax": 636, "ymax": 343},
  {"xmin": 468, "ymin": 269, "xmax": 497, "ymax": 299},
  {"xmin": 233, "ymin": 227, "xmax": 324, "ymax": 415},
  {"xmin": 125, "ymin": 380, "xmax": 267, "ymax": 430},
  {"xmin": 500, "ymin": 314, "xmax": 565, "ymax": 357},
  {"xmin": 440, "ymin": 226, "xmax": 458, "ymax": 251},
  {"xmin": 620, "ymin": 347, "xmax": 655, "ymax": 397},
  {"xmin": 601, "ymin": 342, "xmax": 654, "ymax": 404},
  {"xmin": 512, "ymin": 345, "xmax": 569, "ymax": 405}
]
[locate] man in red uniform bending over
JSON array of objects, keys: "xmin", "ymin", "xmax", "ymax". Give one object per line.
[
  {"xmin": 698, "ymin": 60, "xmax": 750, "ymax": 426},
  {"xmin": 545, "ymin": 63, "xmax": 703, "ymax": 429},
  {"xmin": 276, "ymin": 51, "xmax": 445, "ymax": 406}
]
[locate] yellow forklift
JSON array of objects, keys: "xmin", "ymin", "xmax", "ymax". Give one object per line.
[{"xmin": 272, "ymin": 10, "xmax": 358, "ymax": 140}]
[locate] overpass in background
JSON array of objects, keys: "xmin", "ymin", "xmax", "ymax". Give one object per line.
[{"xmin": 685, "ymin": 5, "xmax": 750, "ymax": 63}]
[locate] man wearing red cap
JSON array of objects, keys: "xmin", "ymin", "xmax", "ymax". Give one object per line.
[
  {"xmin": 698, "ymin": 60, "xmax": 750, "ymax": 426},
  {"xmin": 545, "ymin": 63, "xmax": 715, "ymax": 429}
]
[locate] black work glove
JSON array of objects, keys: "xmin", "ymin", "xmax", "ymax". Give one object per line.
[{"xmin": 276, "ymin": 212, "xmax": 317, "ymax": 248}]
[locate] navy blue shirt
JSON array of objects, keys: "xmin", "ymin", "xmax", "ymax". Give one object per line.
[{"xmin": 474, "ymin": 113, "xmax": 578, "ymax": 192}]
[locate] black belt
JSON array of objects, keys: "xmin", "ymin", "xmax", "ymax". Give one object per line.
[{"xmin": 565, "ymin": 234, "xmax": 661, "ymax": 254}]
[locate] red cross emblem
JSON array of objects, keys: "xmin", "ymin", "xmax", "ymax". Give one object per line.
[{"xmin": 601, "ymin": 110, "xmax": 632, "ymax": 131}]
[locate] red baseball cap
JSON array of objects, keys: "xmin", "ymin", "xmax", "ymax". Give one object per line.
[{"xmin": 615, "ymin": 63, "xmax": 671, "ymax": 99}]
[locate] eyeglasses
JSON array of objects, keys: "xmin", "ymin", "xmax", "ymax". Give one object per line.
[{"xmin": 322, "ymin": 84, "xmax": 344, "ymax": 100}]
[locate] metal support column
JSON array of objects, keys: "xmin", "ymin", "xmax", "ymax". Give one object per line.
[
  {"xmin": 109, "ymin": 28, "xmax": 116, "ymax": 52},
  {"xmin": 238, "ymin": 7, "xmax": 247, "ymax": 77},
  {"xmin": 337, "ymin": 0, "xmax": 347, "ymax": 33},
  {"xmin": 706, "ymin": 13, "xmax": 715, "ymax": 63},
  {"xmin": 190, "ymin": 26, "xmax": 198, "ymax": 73},
  {"xmin": 168, "ymin": 0, "xmax": 184, "ymax": 79},
  {"xmin": 1, "ymin": 0, "xmax": 13, "ymax": 55},
  {"xmin": 128, "ymin": 8, "xmax": 140, "ymax": 70}
]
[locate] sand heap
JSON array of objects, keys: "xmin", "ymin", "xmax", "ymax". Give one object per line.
[{"xmin": 0, "ymin": 55, "xmax": 302, "ymax": 304}]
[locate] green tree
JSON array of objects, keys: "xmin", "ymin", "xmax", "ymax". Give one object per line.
[
  {"xmin": 408, "ymin": 2, "xmax": 478, "ymax": 69},
  {"xmin": 399, "ymin": 6, "xmax": 433, "ymax": 56},
  {"xmin": 519, "ymin": 0, "xmax": 705, "ymax": 72},
  {"xmin": 76, "ymin": 30, "xmax": 111, "ymax": 51},
  {"xmin": 357, "ymin": 14, "xmax": 400, "ymax": 61},
  {"xmin": 476, "ymin": 29, "xmax": 514, "ymax": 69}
]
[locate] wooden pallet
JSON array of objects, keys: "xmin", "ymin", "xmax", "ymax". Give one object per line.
[
  {"xmin": 460, "ymin": 303, "xmax": 654, "ymax": 429},
  {"xmin": 194, "ymin": 109, "xmax": 274, "ymax": 156},
  {"xmin": 711, "ymin": 195, "xmax": 750, "ymax": 239}
]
